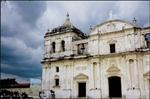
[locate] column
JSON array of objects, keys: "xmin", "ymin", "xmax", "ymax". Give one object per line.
[
  {"xmin": 42, "ymin": 67, "xmax": 46, "ymax": 90},
  {"xmin": 128, "ymin": 60, "xmax": 132, "ymax": 88},
  {"xmin": 93, "ymin": 63, "xmax": 97, "ymax": 88},
  {"xmin": 48, "ymin": 67, "xmax": 51, "ymax": 89},
  {"xmin": 129, "ymin": 59, "xmax": 134, "ymax": 88},
  {"xmin": 71, "ymin": 62, "xmax": 74, "ymax": 98},
  {"xmin": 97, "ymin": 62, "xmax": 100, "ymax": 88},
  {"xmin": 89, "ymin": 63, "xmax": 94, "ymax": 89},
  {"xmin": 133, "ymin": 60, "xmax": 138, "ymax": 88},
  {"xmin": 57, "ymin": 40, "xmax": 61, "ymax": 53},
  {"xmin": 68, "ymin": 65, "xmax": 72, "ymax": 98},
  {"xmin": 65, "ymin": 65, "xmax": 68, "ymax": 89},
  {"xmin": 45, "ymin": 67, "xmax": 48, "ymax": 89},
  {"xmin": 68, "ymin": 65, "xmax": 70, "ymax": 89}
]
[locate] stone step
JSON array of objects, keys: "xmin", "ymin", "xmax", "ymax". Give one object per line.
[{"xmin": 110, "ymin": 97, "xmax": 122, "ymax": 99}]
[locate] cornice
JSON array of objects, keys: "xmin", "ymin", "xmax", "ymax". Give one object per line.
[{"xmin": 41, "ymin": 49, "xmax": 150, "ymax": 63}]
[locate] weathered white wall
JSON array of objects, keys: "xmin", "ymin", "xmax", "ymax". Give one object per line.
[
  {"xmin": 42, "ymin": 19, "xmax": 150, "ymax": 98},
  {"xmin": 42, "ymin": 53, "xmax": 150, "ymax": 98}
]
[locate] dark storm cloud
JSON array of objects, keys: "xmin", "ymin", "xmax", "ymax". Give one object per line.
[
  {"xmin": 1, "ymin": 45, "xmax": 30, "ymax": 63},
  {"xmin": 1, "ymin": 36, "xmax": 43, "ymax": 79},
  {"xmin": 1, "ymin": 36, "xmax": 43, "ymax": 80},
  {"xmin": 1, "ymin": 1, "xmax": 45, "ymax": 48},
  {"xmin": 1, "ymin": 25, "xmax": 15, "ymax": 37},
  {"xmin": 1, "ymin": 63, "xmax": 41, "ymax": 78},
  {"xmin": 13, "ymin": 1, "xmax": 47, "ymax": 26}
]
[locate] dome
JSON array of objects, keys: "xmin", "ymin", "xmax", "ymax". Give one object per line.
[{"xmin": 45, "ymin": 13, "xmax": 86, "ymax": 38}]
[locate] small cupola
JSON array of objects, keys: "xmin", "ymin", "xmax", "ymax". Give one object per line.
[
  {"xmin": 63, "ymin": 13, "xmax": 73, "ymax": 28},
  {"xmin": 45, "ymin": 13, "xmax": 87, "ymax": 38}
]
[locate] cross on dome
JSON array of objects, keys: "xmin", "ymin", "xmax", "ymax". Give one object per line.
[
  {"xmin": 66, "ymin": 12, "xmax": 70, "ymax": 21},
  {"xmin": 133, "ymin": 17, "xmax": 137, "ymax": 23},
  {"xmin": 63, "ymin": 12, "xmax": 72, "ymax": 27},
  {"xmin": 67, "ymin": 12, "xmax": 69, "ymax": 18}
]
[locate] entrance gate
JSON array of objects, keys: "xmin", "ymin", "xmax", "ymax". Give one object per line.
[
  {"xmin": 78, "ymin": 82, "xmax": 86, "ymax": 97},
  {"xmin": 108, "ymin": 76, "xmax": 122, "ymax": 97}
]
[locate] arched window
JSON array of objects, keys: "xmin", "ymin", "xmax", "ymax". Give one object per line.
[
  {"xmin": 61, "ymin": 40, "xmax": 65, "ymax": 51},
  {"xmin": 54, "ymin": 75, "xmax": 59, "ymax": 86},
  {"xmin": 55, "ymin": 78, "xmax": 59, "ymax": 86},
  {"xmin": 145, "ymin": 33, "xmax": 150, "ymax": 48},
  {"xmin": 77, "ymin": 43, "xmax": 85, "ymax": 54},
  {"xmin": 52, "ymin": 42, "xmax": 55, "ymax": 53},
  {"xmin": 56, "ymin": 66, "xmax": 59, "ymax": 72},
  {"xmin": 110, "ymin": 43, "xmax": 116, "ymax": 53},
  {"xmin": 129, "ymin": 59, "xmax": 134, "ymax": 63}
]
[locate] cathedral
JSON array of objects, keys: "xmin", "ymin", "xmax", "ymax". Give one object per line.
[{"xmin": 41, "ymin": 14, "xmax": 150, "ymax": 98}]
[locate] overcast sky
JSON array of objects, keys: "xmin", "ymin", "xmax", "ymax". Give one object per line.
[{"xmin": 1, "ymin": 1, "xmax": 150, "ymax": 82}]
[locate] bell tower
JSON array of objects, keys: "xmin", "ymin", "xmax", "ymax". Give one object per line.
[{"xmin": 43, "ymin": 13, "xmax": 86, "ymax": 59}]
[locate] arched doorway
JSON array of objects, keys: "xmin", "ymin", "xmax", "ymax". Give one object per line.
[
  {"xmin": 78, "ymin": 82, "xmax": 86, "ymax": 97},
  {"xmin": 74, "ymin": 73, "xmax": 88, "ymax": 98},
  {"xmin": 108, "ymin": 76, "xmax": 122, "ymax": 97}
]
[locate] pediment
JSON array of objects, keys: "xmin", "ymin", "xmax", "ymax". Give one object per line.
[
  {"xmin": 74, "ymin": 73, "xmax": 88, "ymax": 79},
  {"xmin": 91, "ymin": 19, "xmax": 137, "ymax": 35},
  {"xmin": 107, "ymin": 65, "xmax": 120, "ymax": 73},
  {"xmin": 107, "ymin": 39, "xmax": 117, "ymax": 44},
  {"xmin": 54, "ymin": 75, "xmax": 59, "ymax": 78}
]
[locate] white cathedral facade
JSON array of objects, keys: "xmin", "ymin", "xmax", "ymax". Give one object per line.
[{"xmin": 41, "ymin": 14, "xmax": 150, "ymax": 98}]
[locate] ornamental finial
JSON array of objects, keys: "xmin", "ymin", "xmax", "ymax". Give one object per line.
[
  {"xmin": 66, "ymin": 12, "xmax": 70, "ymax": 21},
  {"xmin": 67, "ymin": 12, "xmax": 69, "ymax": 18},
  {"xmin": 133, "ymin": 17, "xmax": 137, "ymax": 23}
]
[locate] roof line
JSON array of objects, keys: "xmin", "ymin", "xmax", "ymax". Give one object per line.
[{"xmin": 93, "ymin": 19, "xmax": 139, "ymax": 30}]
